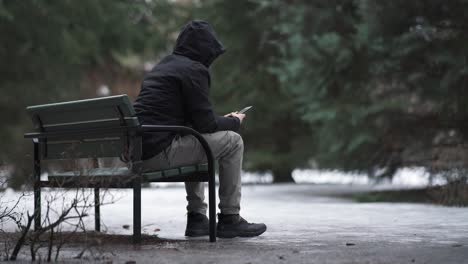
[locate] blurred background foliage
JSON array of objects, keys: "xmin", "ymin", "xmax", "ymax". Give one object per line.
[{"xmin": 1, "ymin": 0, "xmax": 468, "ymax": 186}]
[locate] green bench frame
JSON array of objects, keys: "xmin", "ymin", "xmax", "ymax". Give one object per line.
[{"xmin": 24, "ymin": 95, "xmax": 217, "ymax": 243}]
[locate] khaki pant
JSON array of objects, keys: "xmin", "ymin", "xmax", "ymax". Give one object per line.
[{"xmin": 142, "ymin": 131, "xmax": 243, "ymax": 215}]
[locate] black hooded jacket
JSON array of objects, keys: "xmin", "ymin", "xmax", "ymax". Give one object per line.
[{"xmin": 134, "ymin": 20, "xmax": 240, "ymax": 160}]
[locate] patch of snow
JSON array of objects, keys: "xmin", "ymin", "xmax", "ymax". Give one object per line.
[
  {"xmin": 293, "ymin": 169, "xmax": 369, "ymax": 185},
  {"xmin": 293, "ymin": 167, "xmax": 447, "ymax": 187},
  {"xmin": 241, "ymin": 171, "xmax": 273, "ymax": 184},
  {"xmin": 122, "ymin": 167, "xmax": 441, "ymax": 188}
]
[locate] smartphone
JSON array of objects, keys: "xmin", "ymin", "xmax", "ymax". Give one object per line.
[{"xmin": 237, "ymin": 106, "xmax": 253, "ymax": 114}]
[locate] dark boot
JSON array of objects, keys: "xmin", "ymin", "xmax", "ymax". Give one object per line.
[
  {"xmin": 217, "ymin": 214, "xmax": 267, "ymax": 238},
  {"xmin": 185, "ymin": 212, "xmax": 209, "ymax": 237}
]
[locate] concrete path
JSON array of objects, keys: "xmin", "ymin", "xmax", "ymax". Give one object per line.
[
  {"xmin": 100, "ymin": 184, "xmax": 468, "ymax": 263},
  {"xmin": 3, "ymin": 184, "xmax": 468, "ymax": 263}
]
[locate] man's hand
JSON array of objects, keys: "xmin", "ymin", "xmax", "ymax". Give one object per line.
[{"xmin": 225, "ymin": 112, "xmax": 246, "ymax": 123}]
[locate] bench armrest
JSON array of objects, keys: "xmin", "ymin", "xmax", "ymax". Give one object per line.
[{"xmin": 139, "ymin": 125, "xmax": 215, "ymax": 183}]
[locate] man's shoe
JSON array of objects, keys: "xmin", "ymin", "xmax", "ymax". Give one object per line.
[
  {"xmin": 217, "ymin": 214, "xmax": 267, "ymax": 238},
  {"xmin": 185, "ymin": 212, "xmax": 209, "ymax": 237}
]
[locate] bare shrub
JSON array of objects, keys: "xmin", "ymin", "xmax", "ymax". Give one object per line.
[{"xmin": 429, "ymin": 168, "xmax": 468, "ymax": 206}]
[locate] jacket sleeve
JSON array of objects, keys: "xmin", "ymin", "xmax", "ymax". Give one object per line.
[{"xmin": 182, "ymin": 63, "xmax": 240, "ymax": 133}]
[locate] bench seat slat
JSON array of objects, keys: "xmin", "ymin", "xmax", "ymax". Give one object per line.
[
  {"xmin": 49, "ymin": 167, "xmax": 131, "ymax": 177},
  {"xmin": 46, "ymin": 164, "xmax": 209, "ymax": 186},
  {"xmin": 43, "ymin": 176, "xmax": 136, "ymax": 188}
]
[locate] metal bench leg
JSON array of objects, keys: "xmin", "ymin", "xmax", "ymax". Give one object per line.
[
  {"xmin": 208, "ymin": 177, "xmax": 216, "ymax": 242},
  {"xmin": 34, "ymin": 184, "xmax": 41, "ymax": 230},
  {"xmin": 33, "ymin": 141, "xmax": 41, "ymax": 231},
  {"xmin": 94, "ymin": 187, "xmax": 100, "ymax": 232},
  {"xmin": 133, "ymin": 179, "xmax": 142, "ymax": 244}
]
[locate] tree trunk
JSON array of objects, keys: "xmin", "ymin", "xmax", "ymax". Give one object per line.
[
  {"xmin": 272, "ymin": 167, "xmax": 295, "ymax": 183},
  {"xmin": 271, "ymin": 113, "xmax": 296, "ymax": 183}
]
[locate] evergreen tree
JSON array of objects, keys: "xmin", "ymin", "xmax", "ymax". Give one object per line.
[
  {"xmin": 3, "ymin": 0, "xmax": 468, "ymax": 186},
  {"xmin": 267, "ymin": 0, "xmax": 468, "ymax": 177},
  {"xmin": 0, "ymin": 0, "xmax": 176, "ymax": 187},
  {"xmin": 262, "ymin": 0, "xmax": 384, "ymax": 173},
  {"xmin": 195, "ymin": 0, "xmax": 314, "ymax": 182},
  {"xmin": 362, "ymin": 0, "xmax": 468, "ymax": 173}
]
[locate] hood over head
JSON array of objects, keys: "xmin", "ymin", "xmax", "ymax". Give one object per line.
[{"xmin": 173, "ymin": 20, "xmax": 226, "ymax": 67}]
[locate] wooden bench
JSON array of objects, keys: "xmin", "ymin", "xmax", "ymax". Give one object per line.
[{"xmin": 24, "ymin": 95, "xmax": 217, "ymax": 243}]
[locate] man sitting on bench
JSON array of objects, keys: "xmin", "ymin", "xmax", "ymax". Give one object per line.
[{"xmin": 133, "ymin": 20, "xmax": 267, "ymax": 238}]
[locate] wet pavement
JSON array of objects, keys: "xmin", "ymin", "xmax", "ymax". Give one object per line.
[{"xmin": 3, "ymin": 184, "xmax": 468, "ymax": 263}]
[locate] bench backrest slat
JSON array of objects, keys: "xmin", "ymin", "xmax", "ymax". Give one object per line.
[
  {"xmin": 39, "ymin": 117, "xmax": 140, "ymax": 132},
  {"xmin": 27, "ymin": 95, "xmax": 140, "ymax": 160},
  {"xmin": 42, "ymin": 137, "xmax": 126, "ymax": 160},
  {"xmin": 27, "ymin": 95, "xmax": 138, "ymax": 132}
]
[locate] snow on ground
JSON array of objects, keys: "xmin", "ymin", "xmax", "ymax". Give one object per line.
[
  {"xmin": 293, "ymin": 167, "xmax": 446, "ymax": 186},
  {"xmin": 1, "ymin": 165, "xmax": 447, "ymax": 189},
  {"xmin": 1, "ymin": 180, "xmax": 468, "ymax": 263},
  {"xmin": 0, "ymin": 168, "xmax": 455, "ymax": 235},
  {"xmin": 150, "ymin": 167, "xmax": 445, "ymax": 189},
  {"xmin": 1, "ymin": 183, "xmax": 467, "ymax": 241}
]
